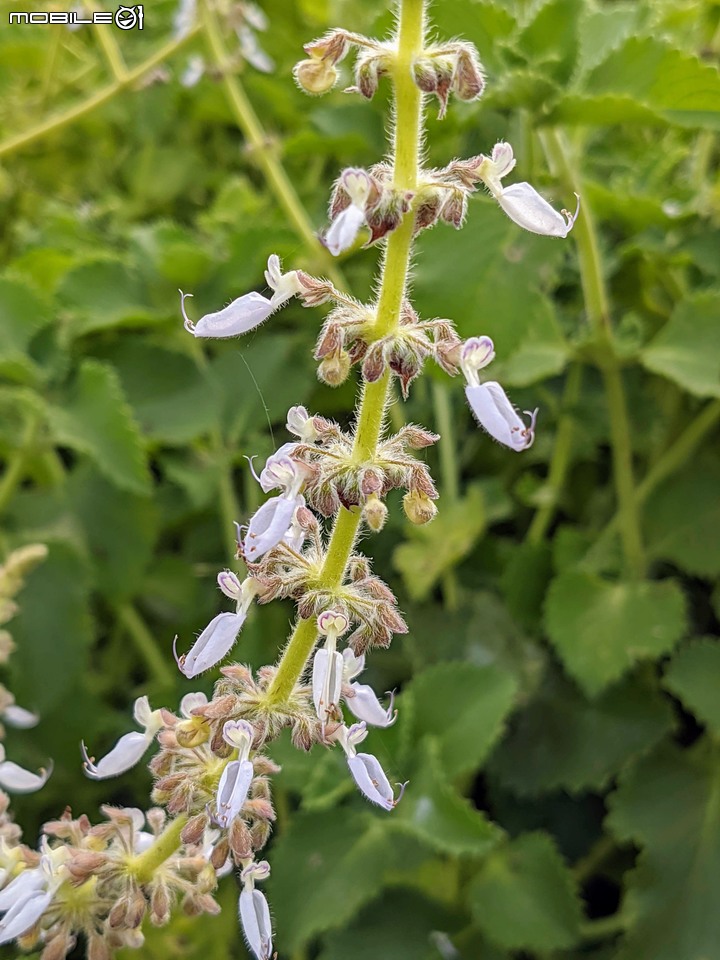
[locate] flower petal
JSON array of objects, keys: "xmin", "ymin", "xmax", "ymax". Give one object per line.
[
  {"xmin": 180, "ymin": 290, "xmax": 274, "ymax": 338},
  {"xmin": 312, "ymin": 649, "xmax": 343, "ymax": 723},
  {"xmin": 346, "ymin": 682, "xmax": 397, "ymax": 728},
  {"xmin": 239, "ymin": 888, "xmax": 273, "ymax": 960},
  {"xmin": 0, "ymin": 889, "xmax": 53, "ymax": 944},
  {"xmin": 178, "ymin": 611, "xmax": 247, "ymax": 678},
  {"xmin": 0, "ymin": 759, "xmax": 51, "ymax": 793},
  {"xmin": 465, "ymin": 382, "xmax": 537, "ymax": 451},
  {"xmin": 215, "ymin": 759, "xmax": 254, "ymax": 828},
  {"xmin": 1, "ymin": 704, "xmax": 39, "ymax": 729},
  {"xmin": 243, "ymin": 496, "xmax": 299, "ymax": 562},
  {"xmin": 0, "ymin": 868, "xmax": 45, "ymax": 911},
  {"xmin": 82, "ymin": 731, "xmax": 150, "ymax": 780},
  {"xmin": 324, "ymin": 205, "xmax": 366, "ymax": 257},
  {"xmin": 497, "ymin": 182, "xmax": 578, "ymax": 238},
  {"xmin": 347, "ymin": 752, "xmax": 395, "ymax": 811}
]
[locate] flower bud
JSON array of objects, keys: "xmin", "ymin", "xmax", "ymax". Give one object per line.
[
  {"xmin": 403, "ymin": 491, "xmax": 438, "ymax": 525},
  {"xmin": 180, "ymin": 813, "xmax": 208, "ymax": 846},
  {"xmin": 293, "ymin": 58, "xmax": 338, "ymax": 95},
  {"xmin": 175, "ymin": 717, "xmax": 210, "ymax": 749},
  {"xmin": 363, "ymin": 495, "xmax": 388, "ymax": 533},
  {"xmin": 318, "ymin": 349, "xmax": 351, "ymax": 386},
  {"xmin": 453, "ymin": 44, "xmax": 485, "ymax": 101}
]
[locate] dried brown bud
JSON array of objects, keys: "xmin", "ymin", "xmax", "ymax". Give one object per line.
[{"xmin": 150, "ymin": 883, "xmax": 171, "ymax": 927}]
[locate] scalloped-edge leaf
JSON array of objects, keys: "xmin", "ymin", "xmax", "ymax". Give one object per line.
[
  {"xmin": 663, "ymin": 638, "xmax": 720, "ymax": 733},
  {"xmin": 607, "ymin": 739, "xmax": 720, "ymax": 960},
  {"xmin": 0, "ymin": 276, "xmax": 52, "ymax": 383},
  {"xmin": 48, "ymin": 360, "xmax": 151, "ymax": 495},
  {"xmin": 642, "ymin": 291, "xmax": 720, "ymax": 399},
  {"xmin": 544, "ymin": 572, "xmax": 687, "ymax": 697},
  {"xmin": 467, "ymin": 832, "xmax": 583, "ymax": 951}
]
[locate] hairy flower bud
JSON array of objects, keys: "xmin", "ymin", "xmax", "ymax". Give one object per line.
[
  {"xmin": 363, "ymin": 495, "xmax": 388, "ymax": 532},
  {"xmin": 318, "ymin": 349, "xmax": 351, "ymax": 386},
  {"xmin": 403, "ymin": 491, "xmax": 438, "ymax": 525},
  {"xmin": 293, "ymin": 58, "xmax": 338, "ymax": 95}
]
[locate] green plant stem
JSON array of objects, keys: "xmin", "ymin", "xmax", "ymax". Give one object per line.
[
  {"xmin": 265, "ymin": 0, "xmax": 425, "ymax": 707},
  {"xmin": 131, "ymin": 814, "xmax": 189, "ymax": 884},
  {"xmin": 89, "ymin": 0, "xmax": 128, "ymax": 81},
  {"xmin": 200, "ymin": 0, "xmax": 345, "ymax": 290},
  {"xmin": 526, "ymin": 362, "xmax": 582, "ymax": 545},
  {"xmin": 584, "ymin": 398, "xmax": 720, "ymax": 568},
  {"xmin": 115, "ymin": 602, "xmax": 175, "ymax": 688},
  {"xmin": 0, "ymin": 26, "xmax": 201, "ymax": 159},
  {"xmin": 432, "ymin": 381, "xmax": 460, "ymax": 609},
  {"xmin": 0, "ymin": 412, "xmax": 41, "ymax": 516},
  {"xmin": 540, "ymin": 128, "xmax": 644, "ymax": 578}
]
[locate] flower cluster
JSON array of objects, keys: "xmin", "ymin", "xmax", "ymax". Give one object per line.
[{"xmin": 0, "ymin": 4, "xmax": 578, "ymax": 959}]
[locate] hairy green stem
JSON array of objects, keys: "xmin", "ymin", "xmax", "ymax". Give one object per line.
[
  {"xmin": 0, "ymin": 27, "xmax": 201, "ymax": 159},
  {"xmin": 526, "ymin": 362, "xmax": 583, "ymax": 545},
  {"xmin": 131, "ymin": 814, "xmax": 189, "ymax": 884},
  {"xmin": 200, "ymin": 0, "xmax": 346, "ymax": 289},
  {"xmin": 265, "ymin": 0, "xmax": 426, "ymax": 707},
  {"xmin": 541, "ymin": 128, "xmax": 644, "ymax": 578}
]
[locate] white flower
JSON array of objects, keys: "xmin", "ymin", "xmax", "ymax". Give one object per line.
[
  {"xmin": 214, "ymin": 760, "xmax": 253, "ymax": 829},
  {"xmin": 0, "ymin": 745, "xmax": 51, "ymax": 794},
  {"xmin": 312, "ymin": 648, "xmax": 343, "ymax": 726},
  {"xmin": 286, "ymin": 405, "xmax": 318, "ymax": 442},
  {"xmin": 335, "ymin": 722, "xmax": 405, "ymax": 811},
  {"xmin": 179, "ymin": 691, "xmax": 208, "ymax": 717},
  {"xmin": 257, "ymin": 452, "xmax": 303, "ymax": 495},
  {"xmin": 242, "ymin": 495, "xmax": 304, "ymax": 562},
  {"xmin": 173, "ymin": 0, "xmax": 196, "ymax": 39},
  {"xmin": 181, "ymin": 255, "xmax": 301, "ymax": 339},
  {"xmin": 180, "ymin": 54, "xmax": 205, "ymax": 88},
  {"xmin": 459, "ymin": 336, "xmax": 495, "ymax": 387},
  {"xmin": 176, "ymin": 578, "xmax": 258, "ymax": 678},
  {"xmin": 81, "ymin": 696, "xmax": 162, "ymax": 780},
  {"xmin": 217, "ymin": 569, "xmax": 243, "ymax": 601},
  {"xmin": 497, "ymin": 183, "xmax": 580, "ymax": 238},
  {"xmin": 0, "ymin": 844, "xmax": 68, "ymax": 945},
  {"xmin": 237, "ymin": 24, "xmax": 274, "ymax": 74},
  {"xmin": 346, "ymin": 683, "xmax": 397, "ymax": 728},
  {"xmin": 465, "ymin": 382, "xmax": 538, "ymax": 451},
  {"xmin": 478, "ymin": 141, "xmax": 579, "ymax": 238},
  {"xmin": 239, "ymin": 861, "xmax": 273, "ymax": 960},
  {"xmin": 1, "ymin": 704, "xmax": 39, "ymax": 729},
  {"xmin": 323, "ymin": 168, "xmax": 372, "ymax": 256}
]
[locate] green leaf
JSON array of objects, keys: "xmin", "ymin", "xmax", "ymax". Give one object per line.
[
  {"xmin": 9, "ymin": 542, "xmax": 93, "ymax": 713},
  {"xmin": 467, "ymin": 832, "xmax": 583, "ymax": 952},
  {"xmin": 403, "ymin": 661, "xmax": 518, "ymax": 778},
  {"xmin": 642, "ymin": 291, "xmax": 720, "ymax": 399},
  {"xmin": 393, "ymin": 484, "xmax": 487, "ymax": 602},
  {"xmin": 268, "ymin": 809, "xmax": 429, "ymax": 951},
  {"xmin": 397, "ymin": 742, "xmax": 501, "ymax": 857},
  {"xmin": 643, "ymin": 459, "xmax": 720, "ymax": 577},
  {"xmin": 0, "ymin": 277, "xmax": 51, "ymax": 383},
  {"xmin": 544, "ymin": 572, "xmax": 687, "ymax": 697},
  {"xmin": 577, "ymin": 5, "xmax": 642, "ymax": 74},
  {"xmin": 607, "ymin": 739, "xmax": 720, "ymax": 960},
  {"xmin": 516, "ymin": 0, "xmax": 579, "ymax": 85},
  {"xmin": 318, "ymin": 889, "xmax": 458, "ymax": 960},
  {"xmin": 663, "ymin": 639, "xmax": 720, "ymax": 733},
  {"xmin": 489, "ymin": 670, "xmax": 674, "ymax": 795},
  {"xmin": 578, "ymin": 37, "xmax": 720, "ymax": 129},
  {"xmin": 58, "ymin": 259, "xmax": 157, "ymax": 335},
  {"xmin": 48, "ymin": 360, "xmax": 152, "ymax": 495}
]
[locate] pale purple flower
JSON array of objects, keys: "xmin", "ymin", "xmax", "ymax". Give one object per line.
[
  {"xmin": 214, "ymin": 760, "xmax": 253, "ymax": 829},
  {"xmin": 222, "ymin": 719, "xmax": 254, "ymax": 754},
  {"xmin": 179, "ymin": 691, "xmax": 209, "ymax": 717},
  {"xmin": 0, "ymin": 845, "xmax": 67, "ymax": 945},
  {"xmin": 180, "ymin": 55, "xmax": 205, "ymax": 88},
  {"xmin": 173, "ymin": 0, "xmax": 196, "ymax": 40},
  {"xmin": 346, "ymin": 683, "xmax": 397, "ymax": 728},
  {"xmin": 341, "ymin": 647, "xmax": 365, "ymax": 681},
  {"xmin": 1, "ymin": 704, "xmax": 39, "ymax": 729},
  {"xmin": 465, "ymin": 382, "xmax": 538, "ymax": 451},
  {"xmin": 286, "ymin": 405, "xmax": 318, "ymax": 442},
  {"xmin": 176, "ymin": 577, "xmax": 258, "ymax": 677},
  {"xmin": 257, "ymin": 452, "xmax": 303, "ymax": 495},
  {"xmin": 498, "ymin": 183, "xmax": 580, "ymax": 238},
  {"xmin": 82, "ymin": 696, "xmax": 162, "ymax": 780},
  {"xmin": 323, "ymin": 168, "xmax": 372, "ymax": 256},
  {"xmin": 243, "ymin": 494, "xmax": 303, "ymax": 562},
  {"xmin": 181, "ymin": 255, "xmax": 301, "ymax": 338},
  {"xmin": 239, "ymin": 861, "xmax": 273, "ymax": 960},
  {"xmin": 478, "ymin": 141, "xmax": 579, "ymax": 238},
  {"xmin": 312, "ymin": 648, "xmax": 343, "ymax": 725},
  {"xmin": 459, "ymin": 336, "xmax": 495, "ymax": 387},
  {"xmin": 0, "ymin": 745, "xmax": 51, "ymax": 794},
  {"xmin": 334, "ymin": 722, "xmax": 405, "ymax": 811},
  {"xmin": 237, "ymin": 24, "xmax": 274, "ymax": 74}
]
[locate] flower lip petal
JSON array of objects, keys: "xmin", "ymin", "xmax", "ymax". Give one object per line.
[
  {"xmin": 346, "ymin": 753, "xmax": 395, "ymax": 811},
  {"xmin": 180, "ymin": 289, "xmax": 274, "ymax": 338},
  {"xmin": 0, "ymin": 868, "xmax": 45, "ymax": 911},
  {"xmin": 215, "ymin": 759, "xmax": 254, "ymax": 829},
  {"xmin": 243, "ymin": 495, "xmax": 300, "ymax": 562},
  {"xmin": 0, "ymin": 759, "xmax": 52, "ymax": 793},
  {"xmin": 239, "ymin": 887, "xmax": 273, "ymax": 960},
  {"xmin": 177, "ymin": 610, "xmax": 248, "ymax": 678},
  {"xmin": 497, "ymin": 182, "xmax": 579, "ymax": 238},
  {"xmin": 0, "ymin": 888, "xmax": 53, "ymax": 945},
  {"xmin": 323, "ymin": 204, "xmax": 366, "ymax": 257},
  {"xmin": 2, "ymin": 704, "xmax": 39, "ymax": 729},
  {"xmin": 465, "ymin": 382, "xmax": 537, "ymax": 452},
  {"xmin": 346, "ymin": 682, "xmax": 397, "ymax": 728},
  {"xmin": 81, "ymin": 731, "xmax": 150, "ymax": 780}
]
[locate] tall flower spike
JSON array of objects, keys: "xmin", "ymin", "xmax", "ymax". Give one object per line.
[
  {"xmin": 176, "ymin": 575, "xmax": 258, "ymax": 678},
  {"xmin": 81, "ymin": 696, "xmax": 162, "ymax": 780},
  {"xmin": 478, "ymin": 141, "xmax": 579, "ymax": 238},
  {"xmin": 181, "ymin": 254, "xmax": 301, "ymax": 338},
  {"xmin": 239, "ymin": 861, "xmax": 273, "ymax": 960},
  {"xmin": 324, "ymin": 168, "xmax": 372, "ymax": 256}
]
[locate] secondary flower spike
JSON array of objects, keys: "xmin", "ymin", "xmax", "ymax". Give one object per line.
[
  {"xmin": 477, "ymin": 141, "xmax": 580, "ymax": 238},
  {"xmin": 81, "ymin": 696, "xmax": 163, "ymax": 780},
  {"xmin": 181, "ymin": 254, "xmax": 301, "ymax": 338}
]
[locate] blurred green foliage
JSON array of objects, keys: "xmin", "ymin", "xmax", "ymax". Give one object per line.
[{"xmin": 0, "ymin": 0, "xmax": 719, "ymax": 958}]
